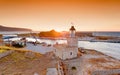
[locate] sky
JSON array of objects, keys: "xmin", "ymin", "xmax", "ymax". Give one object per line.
[{"xmin": 0, "ymin": 0, "xmax": 120, "ymax": 31}]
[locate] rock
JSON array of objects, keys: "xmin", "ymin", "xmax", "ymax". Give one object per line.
[
  {"xmin": 34, "ymin": 72, "xmax": 39, "ymax": 75},
  {"xmin": 25, "ymin": 51, "xmax": 35, "ymax": 59}
]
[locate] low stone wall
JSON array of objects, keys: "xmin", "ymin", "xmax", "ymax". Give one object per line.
[
  {"xmin": 25, "ymin": 51, "xmax": 36, "ymax": 59},
  {"xmin": 92, "ymin": 69, "xmax": 120, "ymax": 75},
  {"xmin": 0, "ymin": 50, "xmax": 14, "ymax": 59}
]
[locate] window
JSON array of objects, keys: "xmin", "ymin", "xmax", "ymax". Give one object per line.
[
  {"xmin": 70, "ymin": 52, "xmax": 72, "ymax": 55},
  {"xmin": 71, "ymin": 66, "xmax": 77, "ymax": 70}
]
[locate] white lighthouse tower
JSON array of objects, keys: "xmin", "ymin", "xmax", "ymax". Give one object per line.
[
  {"xmin": 70, "ymin": 26, "xmax": 76, "ymax": 37},
  {"xmin": 67, "ymin": 26, "xmax": 78, "ymax": 47},
  {"xmin": 54, "ymin": 26, "xmax": 78, "ymax": 60}
]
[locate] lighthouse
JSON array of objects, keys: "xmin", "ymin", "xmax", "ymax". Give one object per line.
[
  {"xmin": 67, "ymin": 26, "xmax": 78, "ymax": 47},
  {"xmin": 54, "ymin": 26, "xmax": 78, "ymax": 60},
  {"xmin": 70, "ymin": 26, "xmax": 76, "ymax": 37}
]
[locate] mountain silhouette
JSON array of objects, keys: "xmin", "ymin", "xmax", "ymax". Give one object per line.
[{"xmin": 0, "ymin": 25, "xmax": 32, "ymax": 31}]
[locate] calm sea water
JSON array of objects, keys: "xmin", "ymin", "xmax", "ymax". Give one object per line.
[
  {"xmin": 93, "ymin": 32, "xmax": 120, "ymax": 37},
  {"xmin": 78, "ymin": 41, "xmax": 120, "ymax": 60}
]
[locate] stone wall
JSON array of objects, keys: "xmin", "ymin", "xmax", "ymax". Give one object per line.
[
  {"xmin": 62, "ymin": 49, "xmax": 78, "ymax": 60},
  {"xmin": 25, "ymin": 51, "xmax": 35, "ymax": 58},
  {"xmin": 67, "ymin": 37, "xmax": 78, "ymax": 47},
  {"xmin": 54, "ymin": 47, "xmax": 78, "ymax": 60},
  {"xmin": 92, "ymin": 69, "xmax": 120, "ymax": 75},
  {"xmin": 63, "ymin": 60, "xmax": 80, "ymax": 75},
  {"xmin": 0, "ymin": 50, "xmax": 14, "ymax": 59}
]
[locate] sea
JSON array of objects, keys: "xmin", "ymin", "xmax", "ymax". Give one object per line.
[
  {"xmin": 93, "ymin": 32, "xmax": 120, "ymax": 37},
  {"xmin": 0, "ymin": 31, "xmax": 120, "ymax": 37}
]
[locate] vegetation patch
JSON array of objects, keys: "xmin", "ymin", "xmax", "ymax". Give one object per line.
[
  {"xmin": 0, "ymin": 47, "xmax": 42, "ymax": 75},
  {"xmin": 0, "ymin": 47, "xmax": 10, "ymax": 53},
  {"xmin": 0, "ymin": 49, "xmax": 7, "ymax": 53},
  {"xmin": 89, "ymin": 58, "xmax": 107, "ymax": 64},
  {"xmin": 0, "ymin": 46, "xmax": 42, "ymax": 62}
]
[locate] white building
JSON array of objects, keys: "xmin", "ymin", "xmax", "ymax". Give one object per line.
[
  {"xmin": 46, "ymin": 68, "xmax": 58, "ymax": 75},
  {"xmin": 54, "ymin": 26, "xmax": 78, "ymax": 60}
]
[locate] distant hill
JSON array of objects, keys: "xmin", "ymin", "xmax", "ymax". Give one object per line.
[
  {"xmin": 0, "ymin": 25, "xmax": 32, "ymax": 31},
  {"xmin": 39, "ymin": 30, "xmax": 61, "ymax": 37}
]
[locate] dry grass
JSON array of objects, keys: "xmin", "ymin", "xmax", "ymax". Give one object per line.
[
  {"xmin": 0, "ymin": 46, "xmax": 57, "ymax": 75},
  {"xmin": 84, "ymin": 49, "xmax": 104, "ymax": 55},
  {"xmin": 0, "ymin": 46, "xmax": 29, "ymax": 51},
  {"xmin": 0, "ymin": 49, "xmax": 8, "ymax": 53},
  {"xmin": 89, "ymin": 58, "xmax": 108, "ymax": 63},
  {"xmin": 0, "ymin": 46, "xmax": 44, "ymax": 75},
  {"xmin": 87, "ymin": 56, "xmax": 120, "ymax": 74}
]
